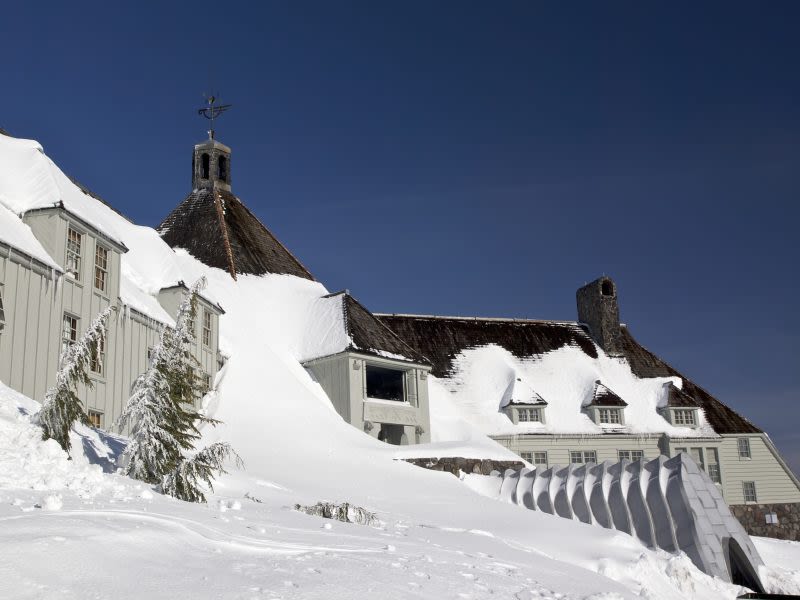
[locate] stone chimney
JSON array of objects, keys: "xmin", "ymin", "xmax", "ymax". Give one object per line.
[{"xmin": 576, "ymin": 276, "xmax": 623, "ymax": 356}]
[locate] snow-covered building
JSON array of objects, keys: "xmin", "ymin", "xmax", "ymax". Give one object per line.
[
  {"xmin": 156, "ymin": 133, "xmax": 434, "ymax": 446},
  {"xmin": 0, "ymin": 130, "xmax": 225, "ymax": 429},
  {"xmin": 378, "ymin": 276, "xmax": 800, "ymax": 535}
]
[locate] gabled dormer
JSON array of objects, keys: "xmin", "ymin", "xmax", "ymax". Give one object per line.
[
  {"xmin": 585, "ymin": 380, "xmax": 627, "ymax": 427},
  {"xmin": 660, "ymin": 382, "xmax": 701, "ymax": 428},
  {"xmin": 503, "ymin": 377, "xmax": 548, "ymax": 424}
]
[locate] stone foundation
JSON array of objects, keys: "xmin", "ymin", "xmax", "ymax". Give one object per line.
[
  {"xmin": 730, "ymin": 502, "xmax": 800, "ymax": 541},
  {"xmin": 401, "ymin": 457, "xmax": 525, "ymax": 476}
]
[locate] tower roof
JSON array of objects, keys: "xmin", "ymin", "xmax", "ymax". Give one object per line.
[{"xmin": 157, "ymin": 187, "xmax": 314, "ymax": 280}]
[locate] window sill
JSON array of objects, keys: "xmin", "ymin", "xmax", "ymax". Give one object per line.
[{"xmin": 365, "ymin": 397, "xmax": 411, "ymax": 406}]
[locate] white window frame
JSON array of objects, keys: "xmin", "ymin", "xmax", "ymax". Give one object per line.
[
  {"xmin": 672, "ymin": 409, "xmax": 697, "ymax": 426},
  {"xmin": 618, "ymin": 450, "xmax": 644, "ymax": 462},
  {"xmin": 87, "ymin": 410, "xmax": 103, "ymax": 428},
  {"xmin": 706, "ymin": 447, "xmax": 721, "ymax": 484},
  {"xmin": 532, "ymin": 451, "xmax": 548, "ymax": 466},
  {"xmin": 598, "ymin": 408, "xmax": 622, "ymax": 425},
  {"xmin": 90, "ymin": 332, "xmax": 106, "ymax": 376},
  {"xmin": 570, "ymin": 450, "xmax": 597, "ymax": 464},
  {"xmin": 94, "ymin": 243, "xmax": 109, "ymax": 293},
  {"xmin": 742, "ymin": 481, "xmax": 758, "ymax": 503},
  {"xmin": 61, "ymin": 313, "xmax": 78, "ymax": 358},
  {"xmin": 517, "ymin": 407, "xmax": 542, "ymax": 423},
  {"xmin": 202, "ymin": 309, "xmax": 212, "ymax": 347},
  {"xmin": 66, "ymin": 227, "xmax": 82, "ymax": 279},
  {"xmin": 738, "ymin": 437, "xmax": 752, "ymax": 460}
]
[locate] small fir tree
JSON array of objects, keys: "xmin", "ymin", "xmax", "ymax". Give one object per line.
[
  {"xmin": 118, "ymin": 277, "xmax": 240, "ymax": 500},
  {"xmin": 37, "ymin": 306, "xmax": 114, "ymax": 454}
]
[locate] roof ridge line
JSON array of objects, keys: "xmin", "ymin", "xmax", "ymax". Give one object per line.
[
  {"xmin": 375, "ymin": 312, "xmax": 579, "ymax": 325},
  {"xmin": 211, "ymin": 187, "xmax": 238, "ymax": 280}
]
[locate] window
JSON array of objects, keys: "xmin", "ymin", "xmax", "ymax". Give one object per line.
[
  {"xmin": 90, "ymin": 332, "xmax": 106, "ymax": 376},
  {"xmin": 201, "ymin": 373, "xmax": 211, "ymax": 394},
  {"xmin": 570, "ymin": 450, "xmax": 597, "ymax": 464},
  {"xmin": 675, "ymin": 447, "xmax": 687, "ymax": 455},
  {"xmin": 62, "ymin": 314, "xmax": 78, "ymax": 356},
  {"xmin": 218, "ymin": 155, "xmax": 228, "ymax": 181},
  {"xmin": 521, "ymin": 451, "xmax": 533, "ymax": 462},
  {"xmin": 532, "ymin": 451, "xmax": 548, "ymax": 466},
  {"xmin": 689, "ymin": 447, "xmax": 705, "ymax": 470},
  {"xmin": 618, "ymin": 450, "xmax": 644, "ymax": 462},
  {"xmin": 0, "ymin": 285, "xmax": 5, "ymax": 330},
  {"xmin": 598, "ymin": 408, "xmax": 622, "ymax": 424},
  {"xmin": 66, "ymin": 228, "xmax": 82, "ymax": 278},
  {"xmin": 706, "ymin": 448, "xmax": 721, "ymax": 484},
  {"xmin": 738, "ymin": 438, "xmax": 752, "ymax": 459},
  {"xmin": 742, "ymin": 481, "xmax": 758, "ymax": 503},
  {"xmin": 673, "ymin": 409, "xmax": 696, "ymax": 426},
  {"xmin": 517, "ymin": 407, "xmax": 542, "ymax": 423},
  {"xmin": 201, "ymin": 153, "xmax": 210, "ymax": 179},
  {"xmin": 765, "ymin": 512, "xmax": 779, "ymax": 525},
  {"xmin": 202, "ymin": 310, "xmax": 212, "ymax": 347},
  {"xmin": 87, "ymin": 410, "xmax": 103, "ymax": 428},
  {"xmin": 94, "ymin": 244, "xmax": 109, "ymax": 292},
  {"xmin": 366, "ymin": 365, "xmax": 405, "ymax": 402}
]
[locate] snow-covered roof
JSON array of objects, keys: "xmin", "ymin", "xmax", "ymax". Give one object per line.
[
  {"xmin": 585, "ymin": 381, "xmax": 628, "ymax": 408},
  {"xmin": 301, "ymin": 291, "xmax": 430, "ymax": 366},
  {"xmin": 0, "ymin": 134, "xmax": 127, "ymax": 249},
  {"xmin": 0, "ymin": 203, "xmax": 61, "ymax": 271},
  {"xmin": 120, "ymin": 275, "xmax": 174, "ymax": 327},
  {"xmin": 379, "ymin": 313, "xmax": 761, "ymax": 437}
]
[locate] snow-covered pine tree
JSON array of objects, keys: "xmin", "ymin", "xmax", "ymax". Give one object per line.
[
  {"xmin": 162, "ymin": 442, "xmax": 242, "ymax": 503},
  {"xmin": 118, "ymin": 277, "xmax": 239, "ymax": 500},
  {"xmin": 37, "ymin": 306, "xmax": 114, "ymax": 454}
]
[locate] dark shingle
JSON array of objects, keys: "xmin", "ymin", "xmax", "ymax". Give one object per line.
[
  {"xmin": 158, "ymin": 188, "xmax": 313, "ymax": 280},
  {"xmin": 586, "ymin": 381, "xmax": 628, "ymax": 407}
]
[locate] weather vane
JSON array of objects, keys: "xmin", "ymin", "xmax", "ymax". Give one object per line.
[{"xmin": 198, "ymin": 95, "xmax": 232, "ymax": 139}]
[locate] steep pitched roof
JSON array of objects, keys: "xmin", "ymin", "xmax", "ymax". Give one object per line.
[
  {"xmin": 157, "ymin": 187, "xmax": 314, "ymax": 280},
  {"xmin": 376, "ymin": 314, "xmax": 597, "ymax": 376},
  {"xmin": 585, "ymin": 381, "xmax": 628, "ymax": 407},
  {"xmin": 328, "ymin": 293, "xmax": 431, "ymax": 366},
  {"xmin": 377, "ymin": 313, "xmax": 761, "ymax": 435},
  {"xmin": 664, "ymin": 382, "xmax": 701, "ymax": 408}
]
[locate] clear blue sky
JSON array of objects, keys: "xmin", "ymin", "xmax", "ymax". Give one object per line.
[{"xmin": 2, "ymin": 2, "xmax": 798, "ymax": 474}]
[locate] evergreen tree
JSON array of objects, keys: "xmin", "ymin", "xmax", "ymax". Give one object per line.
[
  {"xmin": 118, "ymin": 277, "xmax": 240, "ymax": 500},
  {"xmin": 37, "ymin": 306, "xmax": 114, "ymax": 455},
  {"xmin": 162, "ymin": 442, "xmax": 242, "ymax": 503}
]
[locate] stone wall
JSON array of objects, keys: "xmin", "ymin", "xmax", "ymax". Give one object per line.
[
  {"xmin": 401, "ymin": 457, "xmax": 525, "ymax": 476},
  {"xmin": 730, "ymin": 502, "xmax": 800, "ymax": 541}
]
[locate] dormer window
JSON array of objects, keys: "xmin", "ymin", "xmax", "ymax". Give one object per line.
[
  {"xmin": 517, "ymin": 407, "xmax": 543, "ymax": 423},
  {"xmin": 672, "ymin": 409, "xmax": 696, "ymax": 426},
  {"xmin": 201, "ymin": 153, "xmax": 210, "ymax": 179},
  {"xmin": 598, "ymin": 408, "xmax": 623, "ymax": 425}
]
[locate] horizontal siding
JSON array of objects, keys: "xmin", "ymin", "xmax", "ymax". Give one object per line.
[
  {"xmin": 719, "ymin": 435, "xmax": 800, "ymax": 504},
  {"xmin": 492, "ymin": 435, "xmax": 663, "ymax": 466}
]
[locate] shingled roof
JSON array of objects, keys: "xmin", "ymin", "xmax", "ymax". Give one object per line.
[
  {"xmin": 586, "ymin": 381, "xmax": 628, "ymax": 407},
  {"xmin": 158, "ymin": 187, "xmax": 313, "ymax": 280},
  {"xmin": 377, "ymin": 313, "xmax": 761, "ymax": 435},
  {"xmin": 664, "ymin": 382, "xmax": 701, "ymax": 408},
  {"xmin": 328, "ymin": 293, "xmax": 431, "ymax": 366}
]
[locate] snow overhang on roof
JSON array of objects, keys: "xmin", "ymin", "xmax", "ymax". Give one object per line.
[
  {"xmin": 159, "ymin": 281, "xmax": 225, "ymax": 315},
  {"xmin": 0, "ymin": 204, "xmax": 62, "ymax": 272}
]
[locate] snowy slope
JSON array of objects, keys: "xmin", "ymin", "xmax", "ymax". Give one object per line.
[{"xmin": 1, "ymin": 133, "xmax": 798, "ymax": 599}]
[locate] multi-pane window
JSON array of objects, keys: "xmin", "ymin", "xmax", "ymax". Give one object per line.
[
  {"xmin": 738, "ymin": 438, "xmax": 752, "ymax": 459},
  {"xmin": 673, "ymin": 409, "xmax": 697, "ymax": 426},
  {"xmin": 90, "ymin": 333, "xmax": 105, "ymax": 376},
  {"xmin": 706, "ymin": 448, "xmax": 721, "ymax": 484},
  {"xmin": 94, "ymin": 244, "xmax": 109, "ymax": 292},
  {"xmin": 202, "ymin": 310, "xmax": 212, "ymax": 347},
  {"xmin": 202, "ymin": 373, "xmax": 212, "ymax": 394},
  {"xmin": 742, "ymin": 481, "xmax": 758, "ymax": 503},
  {"xmin": 765, "ymin": 512, "xmax": 779, "ymax": 525},
  {"xmin": 62, "ymin": 314, "xmax": 78, "ymax": 357},
  {"xmin": 517, "ymin": 407, "xmax": 542, "ymax": 423},
  {"xmin": 87, "ymin": 410, "xmax": 103, "ymax": 428},
  {"xmin": 570, "ymin": 450, "xmax": 597, "ymax": 464},
  {"xmin": 532, "ymin": 451, "xmax": 548, "ymax": 466},
  {"xmin": 690, "ymin": 447, "xmax": 705, "ymax": 470},
  {"xmin": 598, "ymin": 408, "xmax": 622, "ymax": 424},
  {"xmin": 66, "ymin": 228, "xmax": 82, "ymax": 278},
  {"xmin": 618, "ymin": 450, "xmax": 644, "ymax": 461}
]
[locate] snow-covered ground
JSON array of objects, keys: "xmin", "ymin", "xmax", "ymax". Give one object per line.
[{"xmin": 1, "ymin": 133, "xmax": 800, "ymax": 599}]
